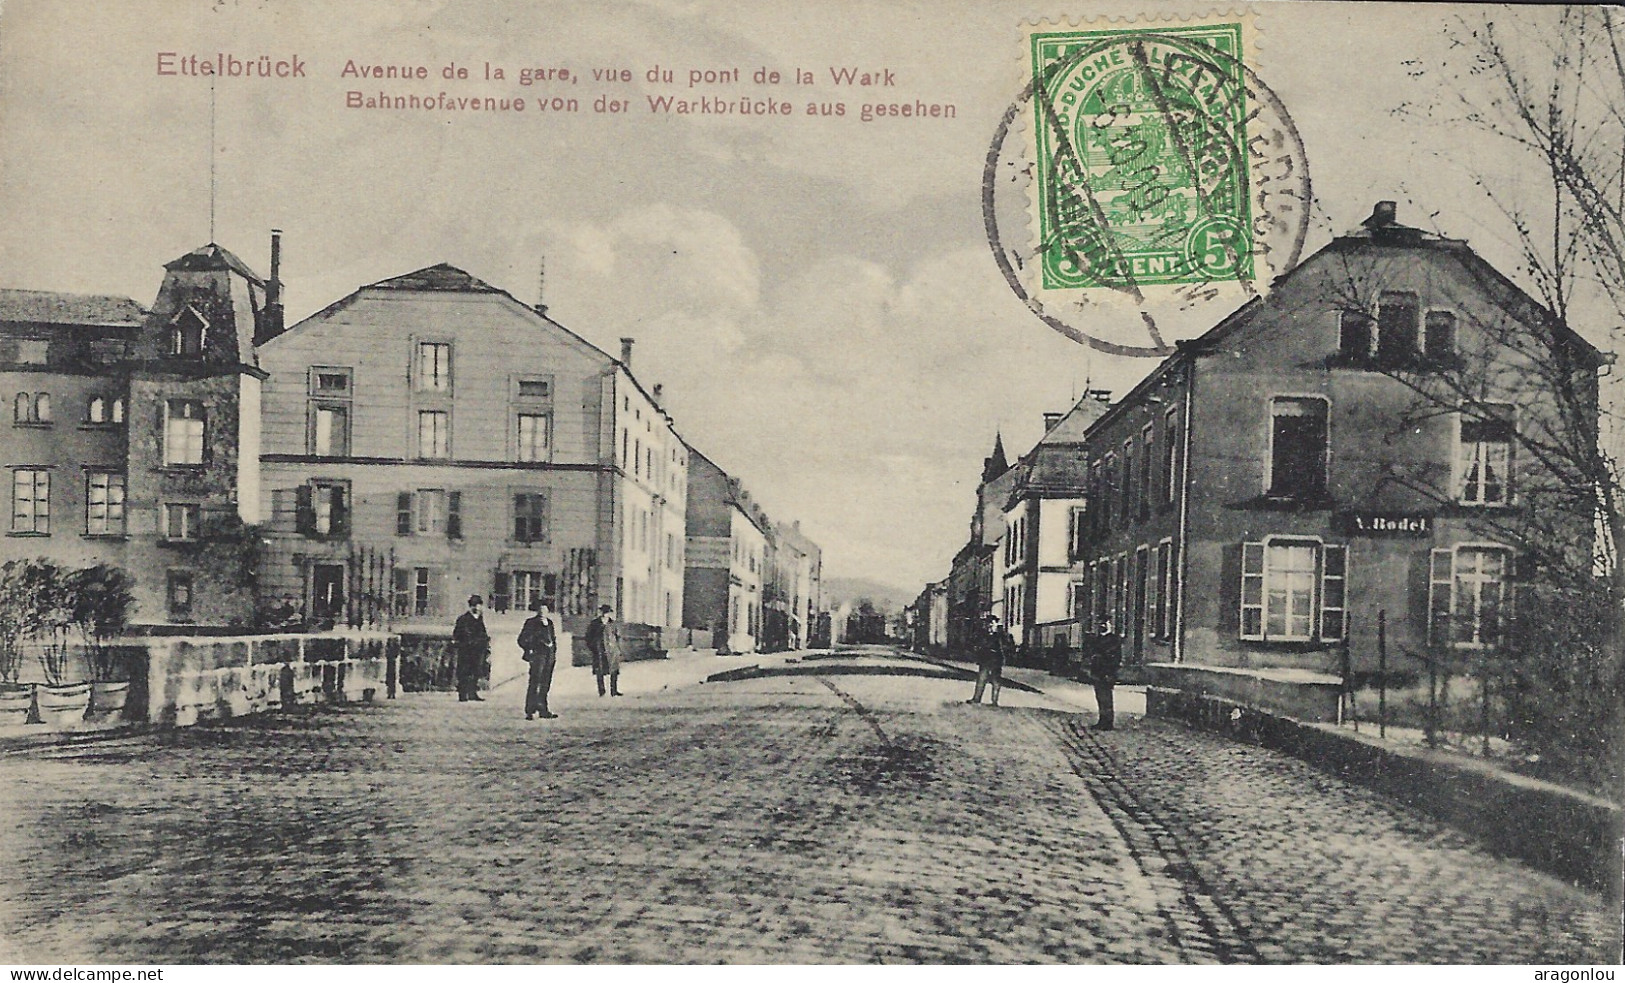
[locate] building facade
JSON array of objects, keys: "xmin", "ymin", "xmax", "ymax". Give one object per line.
[
  {"xmin": 255, "ymin": 262, "xmax": 686, "ymax": 636},
  {"xmin": 681, "ymin": 449, "xmax": 769, "ymax": 653},
  {"xmin": 1069, "ymin": 203, "xmax": 1605, "ymax": 681}
]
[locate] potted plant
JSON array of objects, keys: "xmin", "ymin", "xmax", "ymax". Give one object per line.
[
  {"xmin": 32, "ymin": 560, "xmax": 90, "ymax": 727},
  {"xmin": 0, "ymin": 559, "xmax": 39, "ymax": 726},
  {"xmin": 69, "ymin": 564, "xmax": 137, "ymax": 717}
]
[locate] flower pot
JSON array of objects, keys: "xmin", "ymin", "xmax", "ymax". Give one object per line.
[
  {"xmin": 89, "ymin": 680, "xmax": 131, "ymax": 717},
  {"xmin": 37, "ymin": 681, "xmax": 91, "ymax": 728},
  {"xmin": 0, "ymin": 684, "xmax": 32, "ymax": 727}
]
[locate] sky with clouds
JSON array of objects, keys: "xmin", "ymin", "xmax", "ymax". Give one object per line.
[{"xmin": 0, "ymin": 1, "xmax": 1605, "ymax": 592}]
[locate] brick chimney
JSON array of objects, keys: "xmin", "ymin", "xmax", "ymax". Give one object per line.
[
  {"xmin": 1363, "ymin": 200, "xmax": 1398, "ymax": 229},
  {"xmin": 619, "ymin": 337, "xmax": 634, "ymax": 367},
  {"xmin": 652, "ymin": 383, "xmax": 663, "ymax": 405},
  {"xmin": 261, "ymin": 229, "xmax": 286, "ymax": 342},
  {"xmin": 1087, "ymin": 388, "xmax": 1112, "ymax": 403},
  {"xmin": 1043, "ymin": 411, "xmax": 1063, "ymax": 431}
]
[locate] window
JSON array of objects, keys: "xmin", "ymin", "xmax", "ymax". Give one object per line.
[
  {"xmin": 514, "ymin": 492, "xmax": 549, "ymax": 543},
  {"xmin": 312, "ymin": 404, "xmax": 350, "ymax": 457},
  {"xmin": 1376, "ymin": 291, "xmax": 1420, "ymax": 366},
  {"xmin": 13, "ymin": 392, "xmax": 49, "ymax": 425},
  {"xmin": 516, "ymin": 413, "xmax": 550, "ymax": 462},
  {"xmin": 300, "ymin": 481, "xmax": 349, "ymax": 538},
  {"xmin": 164, "ymin": 503, "xmax": 200, "ymax": 541},
  {"xmin": 1140, "ymin": 425, "xmax": 1154, "ymax": 517},
  {"xmin": 164, "ymin": 400, "xmax": 205, "ymax": 466},
  {"xmin": 510, "ymin": 571, "xmax": 558, "ymax": 613},
  {"xmin": 311, "ymin": 368, "xmax": 352, "ymax": 396},
  {"xmin": 1239, "ymin": 539, "xmax": 1347, "ymax": 642},
  {"xmin": 1155, "ymin": 540, "xmax": 1174, "ymax": 639},
  {"xmin": 1144, "ymin": 547, "xmax": 1160, "ymax": 641},
  {"xmin": 1457, "ymin": 405, "xmax": 1513, "ymax": 505},
  {"xmin": 111, "ymin": 398, "xmax": 124, "ymax": 424},
  {"xmin": 1424, "ymin": 311, "xmax": 1456, "ymax": 360},
  {"xmin": 1430, "ymin": 546, "xmax": 1508, "ymax": 647},
  {"xmin": 85, "ymin": 472, "xmax": 125, "ymax": 536},
  {"xmin": 1338, "ymin": 309, "xmax": 1373, "ymax": 359},
  {"xmin": 413, "ymin": 568, "xmax": 434, "ymax": 616},
  {"xmin": 167, "ymin": 571, "xmax": 195, "ymax": 620},
  {"xmin": 417, "ymin": 410, "xmax": 449, "ymax": 458},
  {"xmin": 87, "ymin": 396, "xmax": 106, "ymax": 424},
  {"xmin": 414, "ymin": 342, "xmax": 452, "ymax": 392},
  {"xmin": 414, "ymin": 489, "xmax": 447, "ymax": 535},
  {"xmin": 1163, "ymin": 406, "xmax": 1179, "ymax": 504},
  {"xmin": 170, "ymin": 308, "xmax": 206, "ymax": 357},
  {"xmin": 391, "ymin": 567, "xmax": 442, "ymax": 617},
  {"xmin": 1268, "ymin": 397, "xmax": 1328, "ymax": 498},
  {"xmin": 516, "ymin": 379, "xmax": 550, "ymax": 399},
  {"xmin": 11, "ymin": 469, "xmax": 49, "ymax": 534},
  {"xmin": 1068, "ymin": 505, "xmax": 1088, "ymax": 561},
  {"xmin": 1121, "ymin": 439, "xmax": 1134, "ymax": 519}
]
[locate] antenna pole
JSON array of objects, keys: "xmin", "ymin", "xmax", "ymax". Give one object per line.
[{"xmin": 208, "ymin": 80, "xmax": 217, "ymax": 243}]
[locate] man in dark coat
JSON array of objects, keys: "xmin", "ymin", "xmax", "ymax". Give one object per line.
[
  {"xmin": 584, "ymin": 605, "xmax": 622, "ymax": 697},
  {"xmin": 452, "ymin": 594, "xmax": 490, "ymax": 702},
  {"xmin": 966, "ymin": 613, "xmax": 1015, "ymax": 706},
  {"xmin": 519, "ymin": 599, "xmax": 560, "ymax": 720},
  {"xmin": 1089, "ymin": 620, "xmax": 1124, "ymax": 730}
]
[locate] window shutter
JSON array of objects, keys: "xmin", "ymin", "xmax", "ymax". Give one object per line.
[
  {"xmin": 447, "ymin": 491, "xmax": 462, "ymax": 539},
  {"xmin": 1428, "ymin": 548, "xmax": 1453, "ymax": 646},
  {"xmin": 536, "ymin": 492, "xmax": 550, "ymax": 544},
  {"xmin": 295, "ymin": 485, "xmax": 315, "ymax": 536},
  {"xmin": 1319, "ymin": 543, "xmax": 1347, "ymax": 640},
  {"xmin": 199, "ymin": 406, "xmax": 211, "ymax": 465},
  {"xmin": 332, "ymin": 486, "xmax": 350, "ymax": 538},
  {"xmin": 513, "ymin": 493, "xmax": 527, "ymax": 541},
  {"xmin": 396, "ymin": 492, "xmax": 413, "ymax": 536},
  {"xmin": 1240, "ymin": 541, "xmax": 1265, "ymax": 640},
  {"xmin": 493, "ymin": 572, "xmax": 510, "ymax": 613},
  {"xmin": 428, "ymin": 569, "xmax": 445, "ymax": 615}
]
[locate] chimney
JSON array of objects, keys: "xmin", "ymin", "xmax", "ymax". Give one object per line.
[
  {"xmin": 263, "ymin": 229, "xmax": 285, "ymax": 341},
  {"xmin": 620, "ymin": 337, "xmax": 634, "ymax": 367},
  {"xmin": 1088, "ymin": 388, "xmax": 1112, "ymax": 403},
  {"xmin": 1043, "ymin": 411, "xmax": 1064, "ymax": 431},
  {"xmin": 652, "ymin": 383, "xmax": 663, "ymax": 405}
]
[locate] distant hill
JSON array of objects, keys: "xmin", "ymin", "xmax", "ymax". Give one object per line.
[{"xmin": 822, "ymin": 577, "xmax": 916, "ymax": 613}]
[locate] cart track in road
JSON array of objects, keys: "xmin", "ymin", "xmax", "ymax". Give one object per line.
[{"xmin": 1051, "ymin": 715, "xmax": 1259, "ymax": 964}]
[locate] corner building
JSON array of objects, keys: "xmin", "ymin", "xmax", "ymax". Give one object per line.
[{"xmin": 1072, "ymin": 204, "xmax": 1606, "ymax": 703}]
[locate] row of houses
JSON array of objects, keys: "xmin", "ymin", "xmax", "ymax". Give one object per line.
[
  {"xmin": 909, "ymin": 202, "xmax": 1607, "ymax": 707},
  {"xmin": 1, "ymin": 233, "xmax": 825, "ymax": 652}
]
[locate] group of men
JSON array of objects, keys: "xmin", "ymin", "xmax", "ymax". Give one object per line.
[
  {"xmin": 964, "ymin": 612, "xmax": 1121, "ymax": 730},
  {"xmin": 450, "ymin": 594, "xmax": 625, "ymax": 720}
]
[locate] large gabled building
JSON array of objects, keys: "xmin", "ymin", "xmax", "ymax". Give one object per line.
[{"xmin": 1068, "ymin": 202, "xmax": 1607, "ymax": 714}]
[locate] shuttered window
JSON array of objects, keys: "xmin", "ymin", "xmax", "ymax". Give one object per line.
[{"xmin": 1240, "ymin": 540, "xmax": 1347, "ymax": 642}]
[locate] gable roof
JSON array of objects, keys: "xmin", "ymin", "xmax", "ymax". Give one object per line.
[{"xmin": 0, "ymin": 288, "xmax": 146, "ymax": 328}]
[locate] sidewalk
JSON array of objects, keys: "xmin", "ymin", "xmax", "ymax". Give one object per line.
[
  {"xmin": 484, "ymin": 643, "xmax": 801, "ymax": 712},
  {"xmin": 903, "ymin": 650, "xmax": 1145, "ymax": 720}
]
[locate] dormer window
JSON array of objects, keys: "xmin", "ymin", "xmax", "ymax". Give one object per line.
[{"xmin": 170, "ymin": 306, "xmax": 207, "ymax": 358}]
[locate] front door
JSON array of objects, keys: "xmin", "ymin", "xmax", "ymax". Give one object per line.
[{"xmin": 312, "ymin": 564, "xmax": 346, "ymax": 625}]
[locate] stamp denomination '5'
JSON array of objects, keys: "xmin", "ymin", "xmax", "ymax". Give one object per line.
[{"xmin": 1031, "ymin": 23, "xmax": 1252, "ymax": 290}]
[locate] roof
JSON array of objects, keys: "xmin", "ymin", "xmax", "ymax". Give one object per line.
[
  {"xmin": 1006, "ymin": 441, "xmax": 1088, "ymax": 507},
  {"xmin": 0, "ymin": 288, "xmax": 146, "ymax": 327},
  {"xmin": 367, "ymin": 263, "xmax": 504, "ymax": 293},
  {"xmin": 164, "ymin": 243, "xmax": 264, "ymax": 284}
]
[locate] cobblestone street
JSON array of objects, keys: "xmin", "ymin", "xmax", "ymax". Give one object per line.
[{"xmin": 0, "ymin": 648, "xmax": 1616, "ymax": 964}]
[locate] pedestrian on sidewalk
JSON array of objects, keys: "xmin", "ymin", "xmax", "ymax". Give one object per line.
[
  {"xmin": 966, "ymin": 612, "xmax": 1014, "ymax": 706},
  {"xmin": 519, "ymin": 599, "xmax": 560, "ymax": 719},
  {"xmin": 452, "ymin": 594, "xmax": 490, "ymax": 702},
  {"xmin": 1088, "ymin": 619, "xmax": 1123, "ymax": 730},
  {"xmin": 585, "ymin": 605, "xmax": 623, "ymax": 697}
]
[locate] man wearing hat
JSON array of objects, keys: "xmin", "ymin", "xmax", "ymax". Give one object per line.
[
  {"xmin": 584, "ymin": 604, "xmax": 622, "ymax": 697},
  {"xmin": 966, "ymin": 612, "xmax": 1015, "ymax": 707},
  {"xmin": 452, "ymin": 594, "xmax": 490, "ymax": 702},
  {"xmin": 518, "ymin": 598, "xmax": 560, "ymax": 719}
]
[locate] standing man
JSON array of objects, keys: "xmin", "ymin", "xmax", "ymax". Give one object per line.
[
  {"xmin": 452, "ymin": 594, "xmax": 490, "ymax": 702},
  {"xmin": 966, "ymin": 612, "xmax": 1014, "ymax": 707},
  {"xmin": 1089, "ymin": 619, "xmax": 1124, "ymax": 730},
  {"xmin": 585, "ymin": 605, "xmax": 623, "ymax": 697},
  {"xmin": 519, "ymin": 599, "xmax": 560, "ymax": 720}
]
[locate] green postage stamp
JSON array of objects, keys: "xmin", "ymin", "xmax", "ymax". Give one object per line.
[{"xmin": 1028, "ymin": 19, "xmax": 1258, "ymax": 290}]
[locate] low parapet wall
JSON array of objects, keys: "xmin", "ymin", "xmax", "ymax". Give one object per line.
[
  {"xmin": 1146, "ymin": 686, "xmax": 1622, "ymax": 898},
  {"xmin": 1144, "ymin": 662, "xmax": 1343, "ymax": 723},
  {"xmin": 136, "ymin": 631, "xmax": 399, "ymax": 726}
]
